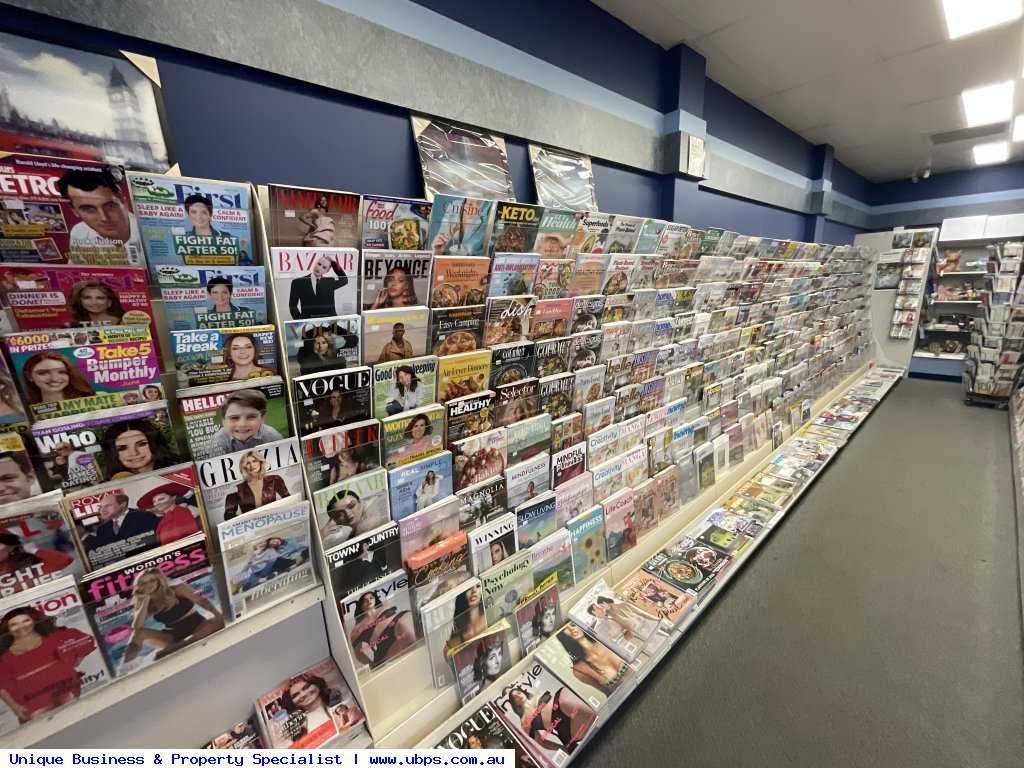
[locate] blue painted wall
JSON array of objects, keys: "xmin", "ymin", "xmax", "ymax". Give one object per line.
[
  {"xmin": 671, "ymin": 180, "xmax": 810, "ymax": 241},
  {"xmin": 871, "ymin": 161, "xmax": 1024, "ymax": 205},
  {"xmin": 832, "ymin": 160, "xmax": 874, "ymax": 202},
  {"xmin": 820, "ymin": 218, "xmax": 870, "ymax": 246}
]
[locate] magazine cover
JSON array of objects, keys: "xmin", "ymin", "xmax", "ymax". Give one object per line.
[
  {"xmin": 0, "ymin": 491, "xmax": 82, "ymax": 598},
  {"xmin": 325, "ymin": 521, "xmax": 401, "ymax": 601},
  {"xmin": 436, "ymin": 349, "xmax": 492, "ymax": 404},
  {"xmin": 489, "ymin": 341, "xmax": 535, "ymax": 389},
  {"xmin": 489, "ymin": 254, "xmax": 540, "ymax": 298},
  {"xmin": 255, "ymin": 656, "xmax": 366, "ymax": 748},
  {"xmin": 6, "ymin": 326, "xmax": 160, "ymax": 420},
  {"xmin": 446, "ymin": 390, "xmax": 496, "ymax": 445},
  {"xmin": 388, "ymin": 451, "xmax": 453, "ymax": 521},
  {"xmin": 555, "ymin": 471, "xmax": 594, "ymax": 527},
  {"xmin": 172, "ymin": 325, "xmax": 278, "ymax": 388},
  {"xmin": 534, "ymin": 622, "xmax": 632, "ymax": 710},
  {"xmin": 266, "ymin": 184, "xmax": 360, "ymax": 249},
  {"xmin": 411, "ymin": 115, "xmax": 515, "ymax": 202},
  {"xmin": 587, "ymin": 424, "xmax": 618, "ymax": 467},
  {"xmin": 516, "ymin": 493, "xmax": 557, "ymax": 550},
  {"xmin": 456, "ymin": 474, "xmax": 509, "ymax": 530},
  {"xmin": 534, "ymin": 337, "xmax": 572, "ymax": 378},
  {"xmin": 506, "ymin": 453, "xmax": 550, "ymax": 510},
  {"xmin": 566, "ymin": 505, "xmax": 607, "ymax": 583},
  {"xmin": 530, "ymin": 298, "xmax": 574, "ymax": 342},
  {"xmin": 533, "ymin": 208, "xmax": 580, "ymax": 258},
  {"xmin": 196, "ymin": 437, "xmax": 303, "ymax": 529},
  {"xmin": 283, "ymin": 316, "xmax": 360, "ymax": 377},
  {"xmin": 617, "ymin": 571, "xmax": 693, "ymax": 628},
  {"xmin": 494, "ymin": 378, "xmax": 539, "ymax": 427},
  {"xmin": 550, "ymin": 413, "xmax": 583, "ymax": 453},
  {"xmin": 360, "ymin": 194, "xmax": 432, "ymax": 250},
  {"xmin": 452, "ymin": 427, "xmax": 508, "ymax": 492},
  {"xmin": 0, "ymin": 153, "xmax": 144, "ymax": 265},
  {"xmin": 0, "ymin": 577, "xmax": 108, "ymax": 735},
  {"xmin": 361, "ymin": 250, "xmax": 432, "ymax": 311},
  {"xmin": 80, "ymin": 535, "xmax": 224, "ymax": 678},
  {"xmin": 430, "ymin": 256, "xmax": 489, "ymax": 307},
  {"xmin": 480, "ymin": 549, "xmax": 533, "ymax": 625},
  {"xmin": 491, "ymin": 661, "xmax": 597, "ymax": 765},
  {"xmin": 128, "ymin": 173, "xmax": 251, "ymax": 271},
  {"xmin": 434, "ymin": 702, "xmax": 539, "ymax": 765},
  {"xmin": 572, "ymin": 366, "xmax": 605, "ymax": 414},
  {"xmin": 0, "ymin": 263, "xmax": 154, "ymax": 334},
  {"xmin": 569, "ymin": 331, "xmax": 603, "ymax": 372},
  {"xmin": 314, "ymin": 467, "xmax": 390, "ymax": 550},
  {"xmin": 488, "ymin": 201, "xmax": 545, "ymax": 258},
  {"xmin": 484, "ymin": 296, "xmax": 535, "ymax": 346},
  {"xmin": 421, "ymin": 576, "xmax": 483, "ymax": 689},
  {"xmin": 372, "ymin": 355, "xmax": 438, "ymax": 420},
  {"xmin": 361, "ymin": 306, "xmax": 430, "ymax": 366},
  {"xmin": 180, "ymin": 377, "xmax": 289, "ymax": 461},
  {"xmin": 63, "ymin": 462, "xmax": 204, "ymax": 571},
  {"xmin": 203, "ymin": 715, "xmax": 264, "ymax": 749},
  {"xmin": 0, "ymin": 353, "xmax": 30, "ymax": 434},
  {"xmin": 397, "ymin": 496, "xmax": 460, "ymax": 568},
  {"xmin": 530, "ymin": 528, "xmax": 573, "ymax": 590},
  {"xmin": 567, "ymin": 579, "xmax": 658, "ymax": 662},
  {"xmin": 468, "ymin": 513, "xmax": 517, "ymax": 576},
  {"xmin": 506, "ymin": 413, "xmax": 551, "ymax": 466},
  {"xmin": 583, "ymin": 396, "xmax": 615, "ymax": 437},
  {"xmin": 31, "ymin": 400, "xmax": 179, "ymax": 491},
  {"xmin": 514, "ymin": 575, "xmax": 561, "ymax": 656},
  {"xmin": 270, "ymin": 247, "xmax": 359, "ymax": 322},
  {"xmin": 635, "ymin": 219, "xmax": 667, "ymax": 253},
  {"xmin": 448, "ymin": 619, "xmax": 513, "ymax": 706},
  {"xmin": 218, "ymin": 498, "xmax": 315, "ymax": 620},
  {"xmin": 534, "ymin": 259, "xmax": 574, "ymax": 300},
  {"xmin": 602, "ymin": 488, "xmax": 637, "ymax": 561},
  {"xmin": 381, "ymin": 404, "xmax": 445, "ymax": 469},
  {"xmin": 430, "ymin": 305, "xmax": 485, "ymax": 356},
  {"xmin": 293, "ymin": 367, "xmax": 372, "ymax": 437},
  {"xmin": 642, "ymin": 539, "xmax": 728, "ymax": 600},
  {"xmin": 157, "ymin": 265, "xmax": 267, "ymax": 331},
  {"xmin": 426, "ymin": 195, "xmax": 494, "ymax": 257},
  {"xmin": 538, "ymin": 373, "xmax": 575, "ymax": 420},
  {"xmin": 551, "ymin": 443, "xmax": 586, "ymax": 490}
]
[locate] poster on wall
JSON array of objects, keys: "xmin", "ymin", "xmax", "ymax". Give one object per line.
[
  {"xmin": 0, "ymin": 30, "xmax": 172, "ymax": 173},
  {"xmin": 686, "ymin": 135, "xmax": 707, "ymax": 179},
  {"xmin": 410, "ymin": 114, "xmax": 515, "ymax": 203},
  {"xmin": 528, "ymin": 143, "xmax": 598, "ymax": 212}
]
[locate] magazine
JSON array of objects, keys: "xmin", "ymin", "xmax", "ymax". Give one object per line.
[
  {"xmin": 63, "ymin": 462, "xmax": 205, "ymax": 571},
  {"xmin": 448, "ymin": 620, "xmax": 513, "ymax": 708},
  {"xmin": 435, "ymin": 349, "xmax": 492, "ymax": 404},
  {"xmin": 324, "ymin": 523, "xmax": 401, "ymax": 616},
  {"xmin": 180, "ymin": 377, "xmax": 289, "ymax": 461},
  {"xmin": 551, "ymin": 443, "xmax": 586, "ymax": 489},
  {"xmin": 361, "ymin": 306, "xmax": 430, "ymax": 366},
  {"xmin": 616, "ymin": 571, "xmax": 694, "ymax": 627},
  {"xmin": 533, "ymin": 208, "xmax": 580, "ymax": 258},
  {"xmin": 266, "ymin": 184, "xmax": 360, "ymax": 249},
  {"xmin": 506, "ymin": 413, "xmax": 551, "ymax": 466},
  {"xmin": 283, "ymin": 316, "xmax": 361, "ymax": 377},
  {"xmin": 445, "ymin": 390, "xmax": 497, "ymax": 445},
  {"xmin": 0, "ymin": 491, "xmax": 82, "ymax": 598},
  {"xmin": 534, "ymin": 258, "xmax": 574, "ymax": 300},
  {"xmin": 538, "ymin": 373, "xmax": 575, "ymax": 420},
  {"xmin": 80, "ymin": 534, "xmax": 224, "ymax": 678},
  {"xmin": 195, "ymin": 437, "xmax": 303, "ymax": 529},
  {"xmin": 467, "ymin": 513, "xmax": 517, "ymax": 575},
  {"xmin": 293, "ymin": 367, "xmax": 372, "ymax": 437},
  {"xmin": 128, "ymin": 173, "xmax": 252, "ymax": 271},
  {"xmin": 530, "ymin": 529, "xmax": 573, "ymax": 591},
  {"xmin": 31, "ymin": 400, "xmax": 179, "ymax": 491},
  {"xmin": 551, "ymin": 413, "xmax": 583, "ymax": 453},
  {"xmin": 0, "ymin": 577, "xmax": 108, "ymax": 735},
  {"xmin": 489, "ymin": 340, "xmax": 535, "ymax": 389},
  {"xmin": 338, "ymin": 570, "xmax": 418, "ymax": 673},
  {"xmin": 494, "ymin": 378, "xmax": 539, "ymax": 427},
  {"xmin": 534, "ymin": 622, "xmax": 633, "ymax": 711},
  {"xmin": 506, "ymin": 453, "xmax": 550, "ymax": 510},
  {"xmin": 602, "ymin": 488, "xmax": 637, "ymax": 561},
  {"xmin": 430, "ymin": 305, "xmax": 486, "ymax": 356},
  {"xmin": 203, "ymin": 715, "xmax": 264, "ymax": 749},
  {"xmin": 642, "ymin": 538, "xmax": 729, "ymax": 600},
  {"xmin": 489, "ymin": 201, "xmax": 545, "ymax": 257},
  {"xmin": 397, "ymin": 496, "xmax": 461, "ymax": 569},
  {"xmin": 456, "ymin": 474, "xmax": 509, "ymax": 530},
  {"xmin": 480, "ymin": 549, "xmax": 533, "ymax": 625},
  {"xmin": 516, "ymin": 493, "xmax": 557, "ymax": 550},
  {"xmin": 566, "ymin": 506, "xmax": 607, "ymax": 583},
  {"xmin": 420, "ymin": 576, "xmax": 483, "ymax": 689},
  {"xmin": 171, "ymin": 325, "xmax": 278, "ymax": 387},
  {"xmin": 5, "ymin": 326, "xmax": 160, "ymax": 419},
  {"xmin": 484, "ymin": 296, "xmax": 536, "ymax": 346},
  {"xmin": 514, "ymin": 575, "xmax": 561, "ymax": 656},
  {"xmin": 156, "ymin": 265, "xmax": 267, "ymax": 331},
  {"xmin": 270, "ymin": 247, "xmax": 359, "ymax": 322},
  {"xmin": 452, "ymin": 428, "xmax": 508, "ymax": 492},
  {"xmin": 255, "ymin": 656, "xmax": 366, "ymax": 748},
  {"xmin": 218, "ymin": 498, "xmax": 315, "ymax": 619},
  {"xmin": 388, "ymin": 451, "xmax": 453, "ymax": 521},
  {"xmin": 361, "ymin": 251, "xmax": 432, "ymax": 312},
  {"xmin": 429, "ymin": 256, "xmax": 489, "ymax": 307},
  {"xmin": 567, "ymin": 579, "xmax": 658, "ymax": 662},
  {"xmin": 555, "ymin": 472, "xmax": 594, "ymax": 528},
  {"xmin": 534, "ymin": 337, "xmax": 573, "ymax": 378},
  {"xmin": 0, "ymin": 154, "xmax": 144, "ymax": 265},
  {"xmin": 488, "ymin": 254, "xmax": 540, "ymax": 298},
  {"xmin": 314, "ymin": 467, "xmax": 390, "ymax": 550},
  {"xmin": 360, "ymin": 194, "xmax": 432, "ymax": 250},
  {"xmin": 372, "ymin": 355, "xmax": 438, "ymax": 420},
  {"xmin": 434, "ymin": 702, "xmax": 538, "ymax": 764},
  {"xmin": 381, "ymin": 404, "xmax": 445, "ymax": 469},
  {"xmin": 530, "ymin": 298, "xmax": 573, "ymax": 342},
  {"xmin": 426, "ymin": 195, "xmax": 495, "ymax": 257}
]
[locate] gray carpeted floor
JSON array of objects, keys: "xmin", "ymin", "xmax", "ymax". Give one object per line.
[{"xmin": 576, "ymin": 378, "xmax": 1024, "ymax": 768}]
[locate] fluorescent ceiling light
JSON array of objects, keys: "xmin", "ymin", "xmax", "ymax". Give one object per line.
[
  {"xmin": 961, "ymin": 81, "xmax": 1014, "ymax": 126},
  {"xmin": 1014, "ymin": 116, "xmax": 1024, "ymax": 142},
  {"xmin": 942, "ymin": 0, "xmax": 1021, "ymax": 39},
  {"xmin": 973, "ymin": 141, "xmax": 1010, "ymax": 165}
]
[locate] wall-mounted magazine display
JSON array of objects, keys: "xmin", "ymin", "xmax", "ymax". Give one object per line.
[
  {"xmin": 448, "ymin": 619, "xmax": 513, "ymax": 705},
  {"xmin": 293, "ymin": 367, "xmax": 372, "ymax": 436},
  {"xmin": 299, "ymin": 420, "xmax": 380, "ymax": 493},
  {"xmin": 31, "ymin": 400, "xmax": 179, "ymax": 491},
  {"xmin": 434, "ymin": 703, "xmax": 538, "ymax": 765},
  {"xmin": 314, "ymin": 467, "xmax": 390, "ymax": 549},
  {"xmin": 372, "ymin": 355, "xmax": 438, "ymax": 419},
  {"xmin": 0, "ymin": 153, "xmax": 145, "ymax": 265},
  {"xmin": 218, "ymin": 498, "xmax": 315, "ymax": 620},
  {"xmin": 0, "ymin": 262, "xmax": 154, "ymax": 335},
  {"xmin": 0, "ymin": 576, "xmax": 109, "ymax": 736},
  {"xmin": 491, "ymin": 661, "xmax": 597, "ymax": 766},
  {"xmin": 80, "ymin": 534, "xmax": 224, "ymax": 678},
  {"xmin": 283, "ymin": 316, "xmax": 361, "ymax": 377},
  {"xmin": 171, "ymin": 325, "xmax": 278, "ymax": 387},
  {"xmin": 420, "ymin": 576, "xmax": 483, "ymax": 689},
  {"xmin": 196, "ymin": 437, "xmax": 303, "ymax": 529},
  {"xmin": 426, "ymin": 195, "xmax": 495, "ymax": 257},
  {"xmin": 270, "ymin": 247, "xmax": 359, "ymax": 322},
  {"xmin": 387, "ymin": 451, "xmax": 453, "ymax": 522},
  {"xmin": 254, "ymin": 656, "xmax": 366, "ymax": 749},
  {"xmin": 480, "ymin": 549, "xmax": 533, "ymax": 625},
  {"xmin": 361, "ymin": 306, "xmax": 430, "ymax": 366},
  {"xmin": 5, "ymin": 326, "xmax": 160, "ymax": 419},
  {"xmin": 338, "ymin": 569, "xmax": 417, "ymax": 676},
  {"xmin": 514, "ymin": 575, "xmax": 561, "ymax": 656},
  {"xmin": 0, "ymin": 491, "xmax": 83, "ymax": 597},
  {"xmin": 567, "ymin": 579, "xmax": 658, "ymax": 662},
  {"xmin": 359, "ymin": 194, "xmax": 432, "ymax": 251},
  {"xmin": 156, "ymin": 265, "xmax": 267, "ymax": 330},
  {"xmin": 63, "ymin": 461, "xmax": 204, "ymax": 571},
  {"xmin": 179, "ymin": 377, "xmax": 288, "ymax": 461},
  {"xmin": 381, "ymin": 404, "xmax": 445, "ymax": 469},
  {"xmin": 411, "ymin": 115, "xmax": 515, "ymax": 202},
  {"xmin": 127, "ymin": 173, "xmax": 251, "ymax": 273},
  {"xmin": 489, "ymin": 201, "xmax": 545, "ymax": 258},
  {"xmin": 266, "ymin": 184, "xmax": 361, "ymax": 249},
  {"xmin": 325, "ymin": 521, "xmax": 401, "ymax": 600},
  {"xmin": 528, "ymin": 143, "xmax": 598, "ymax": 212}
]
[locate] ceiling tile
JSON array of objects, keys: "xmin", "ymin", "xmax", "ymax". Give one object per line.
[
  {"xmin": 655, "ymin": 0, "xmax": 779, "ymax": 38},
  {"xmin": 845, "ymin": 0, "xmax": 948, "ymax": 58},
  {"xmin": 701, "ymin": 39, "xmax": 774, "ymax": 101},
  {"xmin": 591, "ymin": 0, "xmax": 699, "ymax": 47}
]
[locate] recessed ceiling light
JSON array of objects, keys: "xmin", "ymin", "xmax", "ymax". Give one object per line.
[
  {"xmin": 942, "ymin": 0, "xmax": 1021, "ymax": 39},
  {"xmin": 973, "ymin": 141, "xmax": 1010, "ymax": 165},
  {"xmin": 1014, "ymin": 116, "xmax": 1024, "ymax": 142},
  {"xmin": 961, "ymin": 81, "xmax": 1014, "ymax": 126}
]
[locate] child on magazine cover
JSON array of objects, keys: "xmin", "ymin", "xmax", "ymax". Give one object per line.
[{"xmin": 211, "ymin": 390, "xmax": 284, "ymax": 455}]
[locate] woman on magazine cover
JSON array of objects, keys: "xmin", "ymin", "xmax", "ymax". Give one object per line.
[
  {"xmin": 296, "ymin": 333, "xmax": 342, "ymax": 376},
  {"xmin": 556, "ymin": 623, "xmax": 630, "ymax": 691},
  {"xmin": 122, "ymin": 568, "xmax": 224, "ymax": 665},
  {"xmin": 222, "ymin": 451, "xmax": 291, "ymax": 521},
  {"xmin": 137, "ymin": 484, "xmax": 201, "ymax": 546},
  {"xmin": 444, "ymin": 583, "xmax": 487, "ymax": 655},
  {"xmin": 299, "ymin": 196, "xmax": 336, "ymax": 247},
  {"xmin": 205, "ymin": 277, "xmax": 241, "ymax": 315},
  {"xmin": 279, "ymin": 671, "xmax": 364, "ymax": 746},
  {"xmin": 184, "ymin": 194, "xmax": 224, "ymax": 238},
  {"xmin": 472, "ymin": 637, "xmax": 507, "ymax": 689},
  {"xmin": 211, "ymin": 389, "xmax": 283, "ymax": 455},
  {"xmin": 0, "ymin": 370, "xmax": 26, "ymax": 426},
  {"xmin": 320, "ymin": 490, "xmax": 386, "ymax": 547},
  {"xmin": 21, "ymin": 351, "xmax": 96, "ymax": 405},
  {"xmin": 326, "ymin": 447, "xmax": 375, "ymax": 486},
  {"xmin": 391, "ymin": 413, "xmax": 436, "ymax": 464},
  {"xmin": 503, "ymin": 682, "xmax": 595, "ymax": 755},
  {"xmin": 414, "ymin": 470, "xmax": 440, "ymax": 510},
  {"xmin": 102, "ymin": 419, "xmax": 180, "ymax": 480},
  {"xmin": 0, "ymin": 531, "xmax": 74, "ymax": 590},
  {"xmin": 68, "ymin": 280, "xmax": 126, "ymax": 326},
  {"xmin": 223, "ymin": 333, "xmax": 274, "ymax": 380},
  {"xmin": 349, "ymin": 590, "xmax": 415, "ymax": 669},
  {"xmin": 0, "ymin": 605, "xmax": 96, "ymax": 722},
  {"xmin": 531, "ymin": 601, "xmax": 558, "ymax": 643},
  {"xmin": 585, "ymin": 595, "xmax": 657, "ymax": 642},
  {"xmin": 367, "ymin": 266, "xmax": 419, "ymax": 309},
  {"xmin": 231, "ymin": 536, "xmax": 308, "ymax": 593},
  {"xmin": 385, "ymin": 365, "xmax": 424, "ymax": 415}
]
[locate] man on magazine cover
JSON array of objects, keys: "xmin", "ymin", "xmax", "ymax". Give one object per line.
[
  {"xmin": 377, "ymin": 323, "xmax": 413, "ymax": 363},
  {"xmin": 57, "ymin": 168, "xmax": 144, "ymax": 253},
  {"xmin": 288, "ymin": 255, "xmax": 349, "ymax": 319},
  {"xmin": 83, "ymin": 491, "xmax": 159, "ymax": 562}
]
